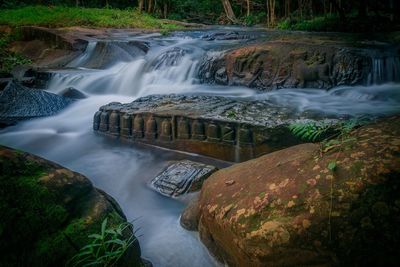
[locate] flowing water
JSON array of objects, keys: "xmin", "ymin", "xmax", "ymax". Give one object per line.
[{"xmin": 1, "ymin": 28, "xmax": 400, "ymax": 267}]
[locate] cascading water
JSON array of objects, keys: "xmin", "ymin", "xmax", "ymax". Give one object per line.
[
  {"xmin": 1, "ymin": 28, "xmax": 400, "ymax": 267},
  {"xmin": 369, "ymin": 56, "xmax": 400, "ymax": 85}
]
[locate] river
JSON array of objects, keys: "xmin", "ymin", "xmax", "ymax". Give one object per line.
[{"xmin": 1, "ymin": 28, "xmax": 400, "ymax": 267}]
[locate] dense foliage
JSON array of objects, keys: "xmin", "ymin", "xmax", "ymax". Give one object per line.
[{"xmin": 0, "ymin": 0, "xmax": 398, "ymax": 31}]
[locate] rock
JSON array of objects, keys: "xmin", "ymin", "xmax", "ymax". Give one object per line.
[
  {"xmin": 180, "ymin": 194, "xmax": 201, "ymax": 231},
  {"xmin": 59, "ymin": 87, "xmax": 87, "ymax": 100},
  {"xmin": 150, "ymin": 160, "xmax": 217, "ymax": 197},
  {"xmin": 151, "ymin": 47, "xmax": 187, "ymax": 70},
  {"xmin": 0, "ymin": 81, "xmax": 73, "ymax": 125},
  {"xmin": 199, "ymin": 41, "xmax": 400, "ymax": 90},
  {"xmin": 72, "ymin": 41, "xmax": 148, "ymax": 69},
  {"xmin": 0, "ymin": 145, "xmax": 145, "ymax": 267},
  {"xmin": 196, "ymin": 116, "xmax": 400, "ymax": 266},
  {"xmin": 10, "ymin": 27, "xmax": 88, "ymax": 69},
  {"xmin": 0, "ymin": 73, "xmax": 12, "ymax": 91},
  {"xmin": 93, "ymin": 94, "xmax": 339, "ymax": 162},
  {"xmin": 201, "ymin": 31, "xmax": 251, "ymax": 41}
]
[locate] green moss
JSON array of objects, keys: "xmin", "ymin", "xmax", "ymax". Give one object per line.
[
  {"xmin": 0, "ymin": 159, "xmax": 70, "ymax": 266},
  {"xmin": 0, "ymin": 151, "xmax": 130, "ymax": 267}
]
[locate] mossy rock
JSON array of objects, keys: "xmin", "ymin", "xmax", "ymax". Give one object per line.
[
  {"xmin": 0, "ymin": 146, "xmax": 143, "ymax": 267},
  {"xmin": 195, "ymin": 116, "xmax": 400, "ymax": 266}
]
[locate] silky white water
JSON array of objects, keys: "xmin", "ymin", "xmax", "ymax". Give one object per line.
[{"xmin": 1, "ymin": 29, "xmax": 400, "ymax": 267}]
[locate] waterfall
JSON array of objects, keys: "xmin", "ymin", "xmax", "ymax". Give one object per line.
[
  {"xmin": 369, "ymin": 56, "xmax": 400, "ymax": 85},
  {"xmin": 47, "ymin": 39, "xmax": 204, "ymax": 97}
]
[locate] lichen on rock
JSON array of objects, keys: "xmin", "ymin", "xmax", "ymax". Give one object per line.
[{"xmin": 191, "ymin": 116, "xmax": 400, "ymax": 266}]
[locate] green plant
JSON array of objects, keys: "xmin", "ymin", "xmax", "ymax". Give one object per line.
[
  {"xmin": 67, "ymin": 218, "xmax": 136, "ymax": 267},
  {"xmin": 226, "ymin": 110, "xmax": 237, "ymax": 119},
  {"xmin": 289, "ymin": 118, "xmax": 369, "ymax": 143},
  {"xmin": 0, "ymin": 31, "xmax": 32, "ymax": 72},
  {"xmin": 289, "ymin": 121, "xmax": 331, "ymax": 142}
]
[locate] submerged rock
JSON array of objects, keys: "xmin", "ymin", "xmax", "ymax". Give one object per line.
[
  {"xmin": 59, "ymin": 87, "xmax": 87, "ymax": 100},
  {"xmin": 193, "ymin": 116, "xmax": 400, "ymax": 266},
  {"xmin": 0, "ymin": 81, "xmax": 73, "ymax": 125},
  {"xmin": 150, "ymin": 160, "xmax": 217, "ymax": 197},
  {"xmin": 0, "ymin": 145, "xmax": 145, "ymax": 267}
]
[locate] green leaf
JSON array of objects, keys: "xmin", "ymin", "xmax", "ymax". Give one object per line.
[
  {"xmin": 101, "ymin": 218, "xmax": 108, "ymax": 237},
  {"xmin": 88, "ymin": 234, "xmax": 102, "ymax": 240},
  {"xmin": 328, "ymin": 161, "xmax": 337, "ymax": 171}
]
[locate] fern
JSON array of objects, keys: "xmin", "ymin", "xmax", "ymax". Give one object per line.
[
  {"xmin": 289, "ymin": 122, "xmax": 331, "ymax": 142},
  {"xmin": 289, "ymin": 118, "xmax": 370, "ymax": 143}
]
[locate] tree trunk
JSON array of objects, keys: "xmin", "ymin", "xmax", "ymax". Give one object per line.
[
  {"xmin": 148, "ymin": 0, "xmax": 153, "ymax": 13},
  {"xmin": 221, "ymin": 0, "xmax": 237, "ymax": 23},
  {"xmin": 246, "ymin": 0, "xmax": 251, "ymax": 16},
  {"xmin": 138, "ymin": 0, "xmax": 144, "ymax": 12},
  {"xmin": 163, "ymin": 1, "xmax": 168, "ymax": 18},
  {"xmin": 266, "ymin": 0, "xmax": 276, "ymax": 27},
  {"xmin": 76, "ymin": 0, "xmax": 79, "ymax": 7}
]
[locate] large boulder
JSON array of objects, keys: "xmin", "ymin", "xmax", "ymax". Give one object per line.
[
  {"xmin": 199, "ymin": 40, "xmax": 400, "ymax": 90},
  {"xmin": 93, "ymin": 94, "xmax": 340, "ymax": 162},
  {"xmin": 194, "ymin": 116, "xmax": 400, "ymax": 266},
  {"xmin": 0, "ymin": 145, "xmax": 144, "ymax": 267},
  {"xmin": 0, "ymin": 81, "xmax": 73, "ymax": 126}
]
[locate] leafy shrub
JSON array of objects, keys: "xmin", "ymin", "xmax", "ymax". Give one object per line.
[
  {"xmin": 67, "ymin": 218, "xmax": 136, "ymax": 267},
  {"xmin": 277, "ymin": 14, "xmax": 341, "ymax": 32},
  {"xmin": 243, "ymin": 12, "xmax": 266, "ymax": 26}
]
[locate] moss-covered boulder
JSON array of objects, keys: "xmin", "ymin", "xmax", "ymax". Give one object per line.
[
  {"xmin": 0, "ymin": 145, "xmax": 143, "ymax": 267},
  {"xmin": 195, "ymin": 116, "xmax": 400, "ymax": 266}
]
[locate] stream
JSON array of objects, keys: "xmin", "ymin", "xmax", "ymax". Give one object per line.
[{"xmin": 1, "ymin": 28, "xmax": 400, "ymax": 267}]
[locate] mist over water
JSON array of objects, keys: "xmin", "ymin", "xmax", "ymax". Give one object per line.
[{"xmin": 1, "ymin": 29, "xmax": 400, "ymax": 266}]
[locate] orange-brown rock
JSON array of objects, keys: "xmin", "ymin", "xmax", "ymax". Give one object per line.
[{"xmin": 197, "ymin": 116, "xmax": 400, "ymax": 266}]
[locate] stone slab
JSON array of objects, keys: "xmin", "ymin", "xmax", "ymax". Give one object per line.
[{"xmin": 150, "ymin": 160, "xmax": 217, "ymax": 197}]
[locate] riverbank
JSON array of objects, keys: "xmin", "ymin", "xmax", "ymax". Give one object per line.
[{"xmin": 0, "ymin": 6, "xmax": 183, "ymax": 30}]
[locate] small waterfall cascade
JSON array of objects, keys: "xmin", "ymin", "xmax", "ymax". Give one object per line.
[
  {"xmin": 47, "ymin": 38, "xmax": 203, "ymax": 97},
  {"xmin": 369, "ymin": 56, "xmax": 400, "ymax": 85}
]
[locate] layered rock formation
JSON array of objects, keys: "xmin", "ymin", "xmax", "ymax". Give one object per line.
[
  {"xmin": 0, "ymin": 81, "xmax": 73, "ymax": 126},
  {"xmin": 186, "ymin": 116, "xmax": 400, "ymax": 266},
  {"xmin": 199, "ymin": 40, "xmax": 400, "ymax": 90},
  {"xmin": 92, "ymin": 94, "xmax": 334, "ymax": 162},
  {"xmin": 0, "ymin": 145, "xmax": 144, "ymax": 267}
]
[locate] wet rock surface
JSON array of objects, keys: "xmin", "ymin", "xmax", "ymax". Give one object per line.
[
  {"xmin": 0, "ymin": 145, "xmax": 144, "ymax": 267},
  {"xmin": 194, "ymin": 116, "xmax": 400, "ymax": 267},
  {"xmin": 71, "ymin": 41, "xmax": 149, "ymax": 69},
  {"xmin": 199, "ymin": 41, "xmax": 400, "ymax": 90},
  {"xmin": 0, "ymin": 81, "xmax": 73, "ymax": 125},
  {"xmin": 201, "ymin": 31, "xmax": 252, "ymax": 41},
  {"xmin": 150, "ymin": 160, "xmax": 217, "ymax": 197},
  {"xmin": 59, "ymin": 87, "xmax": 87, "ymax": 99},
  {"xmin": 93, "ymin": 94, "xmax": 334, "ymax": 162},
  {"xmin": 180, "ymin": 194, "xmax": 201, "ymax": 231}
]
